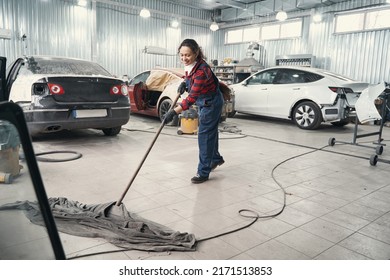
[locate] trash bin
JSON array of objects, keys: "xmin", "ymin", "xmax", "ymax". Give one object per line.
[{"xmin": 0, "ymin": 121, "xmax": 21, "ymax": 177}]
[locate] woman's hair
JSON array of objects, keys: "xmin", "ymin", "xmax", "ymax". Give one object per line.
[{"xmin": 178, "ymin": 39, "xmax": 205, "ymax": 60}]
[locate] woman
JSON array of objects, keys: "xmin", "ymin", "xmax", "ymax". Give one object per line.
[{"xmin": 164, "ymin": 39, "xmax": 224, "ymax": 184}]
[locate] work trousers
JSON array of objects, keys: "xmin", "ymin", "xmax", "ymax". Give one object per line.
[{"xmin": 196, "ymin": 92, "xmax": 224, "ymax": 178}]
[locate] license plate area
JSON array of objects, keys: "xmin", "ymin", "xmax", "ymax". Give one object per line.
[{"xmin": 73, "ymin": 109, "xmax": 107, "ymax": 118}]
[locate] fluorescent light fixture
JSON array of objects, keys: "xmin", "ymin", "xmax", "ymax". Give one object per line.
[
  {"xmin": 276, "ymin": 10, "xmax": 287, "ymax": 21},
  {"xmin": 140, "ymin": 8, "xmax": 151, "ymax": 18},
  {"xmin": 210, "ymin": 21, "xmax": 219, "ymax": 31},
  {"xmin": 171, "ymin": 19, "xmax": 179, "ymax": 28},
  {"xmin": 313, "ymin": 13, "xmax": 322, "ymax": 23},
  {"xmin": 78, "ymin": 0, "xmax": 88, "ymax": 7}
]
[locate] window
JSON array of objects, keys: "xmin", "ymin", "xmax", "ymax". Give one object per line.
[
  {"xmin": 243, "ymin": 27, "xmax": 260, "ymax": 42},
  {"xmin": 262, "ymin": 25, "xmax": 280, "ymax": 40},
  {"xmin": 130, "ymin": 71, "xmax": 150, "ymax": 85},
  {"xmin": 274, "ymin": 69, "xmax": 323, "ymax": 84},
  {"xmin": 335, "ymin": 7, "xmax": 390, "ymax": 34},
  {"xmin": 366, "ymin": 9, "xmax": 390, "ymax": 30},
  {"xmin": 247, "ymin": 69, "xmax": 278, "ymax": 85},
  {"xmin": 335, "ymin": 13, "xmax": 364, "ymax": 33},
  {"xmin": 261, "ymin": 19, "xmax": 302, "ymax": 40},
  {"xmin": 226, "ymin": 29, "xmax": 243, "ymax": 44},
  {"xmin": 225, "ymin": 19, "xmax": 302, "ymax": 43}
]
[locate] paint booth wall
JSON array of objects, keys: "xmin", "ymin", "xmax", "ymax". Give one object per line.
[{"xmin": 0, "ymin": 0, "xmax": 389, "ymax": 84}]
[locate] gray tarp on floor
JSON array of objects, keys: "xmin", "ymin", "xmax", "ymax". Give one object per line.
[{"xmin": 0, "ymin": 197, "xmax": 197, "ymax": 252}]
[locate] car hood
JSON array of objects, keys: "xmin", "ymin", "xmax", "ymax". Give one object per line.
[{"xmin": 355, "ymin": 82, "xmax": 386, "ymax": 123}]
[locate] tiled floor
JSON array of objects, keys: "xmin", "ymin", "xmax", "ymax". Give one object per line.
[{"xmin": 1, "ymin": 113, "xmax": 390, "ymax": 260}]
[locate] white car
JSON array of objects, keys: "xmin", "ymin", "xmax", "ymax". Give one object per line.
[{"xmin": 230, "ymin": 66, "xmax": 369, "ymax": 129}]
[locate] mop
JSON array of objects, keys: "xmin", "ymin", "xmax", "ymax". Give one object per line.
[{"xmin": 0, "ymin": 90, "xmax": 197, "ymax": 254}]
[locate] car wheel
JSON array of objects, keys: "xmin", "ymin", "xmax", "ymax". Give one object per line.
[
  {"xmin": 159, "ymin": 99, "xmax": 179, "ymax": 126},
  {"xmin": 227, "ymin": 110, "xmax": 236, "ymax": 118},
  {"xmin": 102, "ymin": 126, "xmax": 121, "ymax": 136},
  {"xmin": 292, "ymin": 101, "xmax": 322, "ymax": 130},
  {"xmin": 331, "ymin": 120, "xmax": 350, "ymax": 127}
]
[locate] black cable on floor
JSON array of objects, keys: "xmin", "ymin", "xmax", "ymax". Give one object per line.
[
  {"xmin": 67, "ymin": 125, "xmax": 387, "ymax": 259},
  {"xmin": 20, "ymin": 150, "xmax": 83, "ymax": 162}
]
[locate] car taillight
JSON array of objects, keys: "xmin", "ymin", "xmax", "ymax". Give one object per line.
[
  {"xmin": 329, "ymin": 87, "xmax": 354, "ymax": 94},
  {"xmin": 110, "ymin": 85, "xmax": 128, "ymax": 96},
  {"xmin": 48, "ymin": 83, "xmax": 65, "ymax": 95},
  {"xmin": 328, "ymin": 87, "xmax": 340, "ymax": 93}
]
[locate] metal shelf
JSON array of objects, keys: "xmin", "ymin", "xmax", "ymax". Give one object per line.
[{"xmin": 275, "ymin": 54, "xmax": 315, "ymax": 67}]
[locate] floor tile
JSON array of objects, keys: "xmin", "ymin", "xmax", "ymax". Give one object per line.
[
  {"xmin": 275, "ymin": 228, "xmax": 334, "ymax": 258},
  {"xmin": 245, "ymin": 239, "xmax": 310, "ymax": 260},
  {"xmin": 2, "ymin": 114, "xmax": 390, "ymax": 260},
  {"xmin": 300, "ymin": 218, "xmax": 354, "ymax": 243},
  {"xmin": 321, "ymin": 210, "xmax": 371, "ymax": 231},
  {"xmin": 315, "ymin": 245, "xmax": 371, "ymax": 260},
  {"xmin": 338, "ymin": 233, "xmax": 390, "ymax": 259}
]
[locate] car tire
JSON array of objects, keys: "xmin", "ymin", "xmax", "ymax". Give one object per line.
[
  {"xmin": 292, "ymin": 101, "xmax": 322, "ymax": 130},
  {"xmin": 102, "ymin": 126, "xmax": 121, "ymax": 136},
  {"xmin": 227, "ymin": 110, "xmax": 236, "ymax": 118},
  {"xmin": 331, "ymin": 120, "xmax": 350, "ymax": 127},
  {"xmin": 159, "ymin": 99, "xmax": 179, "ymax": 126}
]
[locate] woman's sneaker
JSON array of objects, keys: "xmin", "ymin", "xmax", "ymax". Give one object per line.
[
  {"xmin": 211, "ymin": 159, "xmax": 225, "ymax": 171},
  {"xmin": 191, "ymin": 174, "xmax": 209, "ymax": 184}
]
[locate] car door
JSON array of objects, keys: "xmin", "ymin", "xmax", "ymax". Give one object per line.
[
  {"xmin": 268, "ymin": 69, "xmax": 307, "ymax": 118},
  {"xmin": 234, "ymin": 69, "xmax": 279, "ymax": 115},
  {"xmin": 128, "ymin": 71, "xmax": 150, "ymax": 111}
]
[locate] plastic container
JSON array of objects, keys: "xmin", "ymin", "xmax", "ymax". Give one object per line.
[
  {"xmin": 0, "ymin": 121, "xmax": 21, "ymax": 176},
  {"xmin": 177, "ymin": 108, "xmax": 198, "ymax": 135}
]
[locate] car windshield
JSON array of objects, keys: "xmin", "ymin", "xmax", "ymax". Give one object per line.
[{"xmin": 21, "ymin": 57, "xmax": 112, "ymax": 76}]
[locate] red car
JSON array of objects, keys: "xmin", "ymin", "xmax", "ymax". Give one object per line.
[{"xmin": 127, "ymin": 68, "xmax": 233, "ymax": 124}]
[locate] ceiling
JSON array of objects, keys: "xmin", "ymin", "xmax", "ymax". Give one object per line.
[
  {"xmin": 163, "ymin": 1, "xmax": 354, "ymax": 23},
  {"xmin": 163, "ymin": 0, "xmax": 263, "ymax": 11}
]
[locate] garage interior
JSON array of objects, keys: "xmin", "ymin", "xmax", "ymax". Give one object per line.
[{"xmin": 1, "ymin": 0, "xmax": 390, "ymax": 261}]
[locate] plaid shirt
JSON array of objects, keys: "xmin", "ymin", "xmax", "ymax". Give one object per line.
[{"xmin": 180, "ymin": 60, "xmax": 218, "ymax": 111}]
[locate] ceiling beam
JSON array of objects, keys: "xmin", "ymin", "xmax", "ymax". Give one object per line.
[{"xmin": 216, "ymin": 0, "xmax": 247, "ymax": 10}]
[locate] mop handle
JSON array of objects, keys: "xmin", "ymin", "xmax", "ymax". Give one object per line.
[{"xmin": 115, "ymin": 91, "xmax": 182, "ymax": 206}]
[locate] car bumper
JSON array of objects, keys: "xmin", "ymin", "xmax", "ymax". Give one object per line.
[
  {"xmin": 321, "ymin": 95, "xmax": 354, "ymax": 122},
  {"xmin": 23, "ymin": 107, "xmax": 130, "ymax": 135}
]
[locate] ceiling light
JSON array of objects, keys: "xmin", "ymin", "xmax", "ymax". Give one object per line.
[
  {"xmin": 140, "ymin": 8, "xmax": 151, "ymax": 18},
  {"xmin": 171, "ymin": 19, "xmax": 179, "ymax": 28},
  {"xmin": 77, "ymin": 0, "xmax": 87, "ymax": 7},
  {"xmin": 276, "ymin": 10, "xmax": 287, "ymax": 21},
  {"xmin": 313, "ymin": 13, "xmax": 322, "ymax": 23},
  {"xmin": 210, "ymin": 21, "xmax": 219, "ymax": 31}
]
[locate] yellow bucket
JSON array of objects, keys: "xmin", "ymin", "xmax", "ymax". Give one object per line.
[{"xmin": 177, "ymin": 107, "xmax": 198, "ymax": 135}]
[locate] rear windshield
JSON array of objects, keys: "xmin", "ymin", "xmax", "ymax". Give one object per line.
[
  {"xmin": 21, "ymin": 57, "xmax": 112, "ymax": 76},
  {"xmin": 319, "ymin": 70, "xmax": 356, "ymax": 82}
]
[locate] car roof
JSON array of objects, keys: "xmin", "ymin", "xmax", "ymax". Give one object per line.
[
  {"xmin": 261, "ymin": 66, "xmax": 358, "ymax": 82},
  {"xmin": 25, "ymin": 55, "xmax": 89, "ymax": 61}
]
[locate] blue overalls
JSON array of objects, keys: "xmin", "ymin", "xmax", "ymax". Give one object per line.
[{"xmin": 185, "ymin": 67, "xmax": 224, "ymax": 178}]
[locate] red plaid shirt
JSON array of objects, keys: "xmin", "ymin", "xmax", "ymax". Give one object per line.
[{"xmin": 180, "ymin": 60, "xmax": 218, "ymax": 111}]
